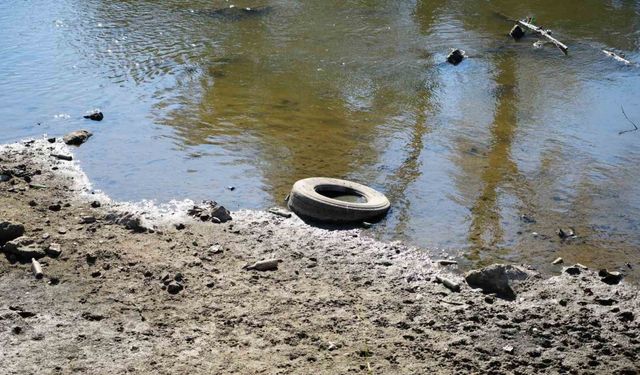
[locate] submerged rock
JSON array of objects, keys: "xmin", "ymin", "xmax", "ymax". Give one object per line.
[
  {"xmin": 446, "ymin": 49, "xmax": 465, "ymax": 65},
  {"xmin": 464, "ymin": 264, "xmax": 533, "ymax": 300},
  {"xmin": 63, "ymin": 130, "xmax": 93, "ymax": 146},
  {"xmin": 510, "ymin": 24, "xmax": 525, "ymax": 40}
]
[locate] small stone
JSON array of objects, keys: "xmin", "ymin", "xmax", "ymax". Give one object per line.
[
  {"xmin": 175, "ymin": 223, "xmax": 185, "ymax": 230},
  {"xmin": 28, "ymin": 200, "xmax": 37, "ymax": 207},
  {"xmin": 552, "ymin": 257, "xmax": 564, "ymax": 265},
  {"xmin": 167, "ymin": 281, "xmax": 183, "ymax": 294},
  {"xmin": 205, "ymin": 280, "xmax": 215, "ymax": 288},
  {"xmin": 144, "ymin": 270, "xmax": 153, "ymax": 278},
  {"xmin": 484, "ymin": 295, "xmax": 495, "ymax": 304},
  {"xmin": 227, "ymin": 186, "xmax": 235, "ymax": 191},
  {"xmin": 57, "ymin": 227, "xmax": 67, "ymax": 234},
  {"xmin": 79, "ymin": 216, "xmax": 96, "ymax": 224},
  {"xmin": 12, "ymin": 326, "xmax": 22, "ymax": 335},
  {"xmin": 85, "ymin": 253, "xmax": 98, "ymax": 265},
  {"xmin": 91, "ymin": 201, "xmax": 101, "ymax": 208},
  {"xmin": 503, "ymin": 345, "xmax": 514, "ymax": 353},
  {"xmin": 208, "ymin": 245, "xmax": 223, "ymax": 255},
  {"xmin": 557, "ymin": 227, "xmax": 576, "ymax": 240},
  {"xmin": 47, "ymin": 137, "xmax": 56, "ymax": 143},
  {"xmin": 48, "ymin": 204, "xmax": 61, "ymax": 212},
  {"xmin": 45, "ymin": 243, "xmax": 62, "ymax": 258},
  {"xmin": 91, "ymin": 271, "xmax": 101, "ymax": 278},
  {"xmin": 174, "ymin": 272, "xmax": 184, "ymax": 282}
]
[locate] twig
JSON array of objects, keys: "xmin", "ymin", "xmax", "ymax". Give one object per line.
[{"xmin": 619, "ymin": 105, "xmax": 639, "ymax": 135}]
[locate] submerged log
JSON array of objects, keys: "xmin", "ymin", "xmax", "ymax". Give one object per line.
[{"xmin": 516, "ymin": 19, "xmax": 568, "ymax": 55}]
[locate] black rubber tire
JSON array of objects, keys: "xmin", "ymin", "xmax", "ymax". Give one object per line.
[{"xmin": 287, "ymin": 177, "xmax": 390, "ymax": 223}]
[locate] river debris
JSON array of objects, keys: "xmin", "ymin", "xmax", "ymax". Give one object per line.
[
  {"xmin": 501, "ymin": 14, "xmax": 568, "ymax": 55},
  {"xmin": 509, "ymin": 25, "xmax": 525, "ymax": 40},
  {"xmin": 619, "ymin": 105, "xmax": 638, "ymax": 135},
  {"xmin": 552, "ymin": 257, "xmax": 564, "ymax": 265},
  {"xmin": 268, "ymin": 207, "xmax": 292, "ymax": 218},
  {"xmin": 446, "ymin": 49, "xmax": 465, "ymax": 65},
  {"xmin": 31, "ymin": 258, "xmax": 43, "ymax": 279},
  {"xmin": 83, "ymin": 111, "xmax": 103, "ymax": 121},
  {"xmin": 50, "ymin": 153, "xmax": 72, "ymax": 161},
  {"xmin": 243, "ymin": 259, "xmax": 282, "ymax": 271},
  {"xmin": 603, "ymin": 50, "xmax": 632, "ymax": 65},
  {"xmin": 436, "ymin": 259, "xmax": 458, "ymax": 266},
  {"xmin": 435, "ymin": 275, "xmax": 460, "ymax": 292}
]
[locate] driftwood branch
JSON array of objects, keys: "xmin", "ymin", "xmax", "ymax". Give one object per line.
[
  {"xmin": 516, "ymin": 19, "xmax": 568, "ymax": 55},
  {"xmin": 619, "ymin": 105, "xmax": 639, "ymax": 135},
  {"xmin": 603, "ymin": 50, "xmax": 632, "ymax": 65}
]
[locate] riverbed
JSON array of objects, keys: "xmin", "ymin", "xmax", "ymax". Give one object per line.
[{"xmin": 1, "ymin": 0, "xmax": 639, "ymax": 278}]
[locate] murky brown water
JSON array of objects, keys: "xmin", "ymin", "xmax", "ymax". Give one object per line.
[{"xmin": 2, "ymin": 0, "xmax": 640, "ymax": 279}]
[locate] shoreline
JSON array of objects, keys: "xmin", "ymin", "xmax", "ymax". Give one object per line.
[{"xmin": 0, "ymin": 136, "xmax": 638, "ymax": 374}]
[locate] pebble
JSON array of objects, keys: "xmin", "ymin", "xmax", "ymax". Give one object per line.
[
  {"xmin": 57, "ymin": 227, "xmax": 67, "ymax": 234},
  {"xmin": 48, "ymin": 204, "xmax": 61, "ymax": 211},
  {"xmin": 79, "ymin": 216, "xmax": 96, "ymax": 224},
  {"xmin": 167, "ymin": 281, "xmax": 183, "ymax": 294},
  {"xmin": 91, "ymin": 201, "xmax": 101, "ymax": 208},
  {"xmin": 552, "ymin": 257, "xmax": 564, "ymax": 265},
  {"xmin": 45, "ymin": 243, "xmax": 62, "ymax": 258},
  {"xmin": 503, "ymin": 345, "xmax": 514, "ymax": 353}
]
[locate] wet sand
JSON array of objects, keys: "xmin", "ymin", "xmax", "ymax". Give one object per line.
[{"xmin": 0, "ymin": 137, "xmax": 638, "ymax": 374}]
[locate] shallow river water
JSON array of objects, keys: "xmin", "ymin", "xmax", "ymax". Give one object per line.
[{"xmin": 2, "ymin": 0, "xmax": 640, "ymax": 278}]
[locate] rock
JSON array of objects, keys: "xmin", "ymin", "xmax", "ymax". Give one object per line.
[
  {"xmin": 503, "ymin": 345, "xmax": 514, "ymax": 353},
  {"xmin": 83, "ymin": 111, "xmax": 103, "ymax": 121},
  {"xmin": 268, "ymin": 207, "xmax": 292, "ymax": 218},
  {"xmin": 0, "ymin": 221, "xmax": 25, "ymax": 243},
  {"xmin": 79, "ymin": 216, "xmax": 96, "ymax": 224},
  {"xmin": 227, "ymin": 186, "xmax": 235, "ymax": 191},
  {"xmin": 31, "ymin": 258, "xmax": 43, "ymax": 279},
  {"xmin": 618, "ymin": 311, "xmax": 634, "ymax": 322},
  {"xmin": 107, "ymin": 212, "xmax": 147, "ymax": 232},
  {"xmin": 446, "ymin": 49, "xmax": 465, "ymax": 65},
  {"xmin": 48, "ymin": 203, "xmax": 61, "ymax": 212},
  {"xmin": 167, "ymin": 281, "xmax": 183, "ymax": 294},
  {"xmin": 552, "ymin": 257, "xmax": 564, "ymax": 265},
  {"xmin": 174, "ymin": 272, "xmax": 184, "ymax": 282},
  {"xmin": 557, "ymin": 227, "xmax": 576, "ymax": 240},
  {"xmin": 51, "ymin": 153, "xmax": 72, "ymax": 161},
  {"xmin": 12, "ymin": 326, "xmax": 22, "ymax": 335},
  {"xmin": 63, "ymin": 130, "xmax": 93, "ymax": 145},
  {"xmin": 208, "ymin": 245, "xmax": 224, "ymax": 255},
  {"xmin": 57, "ymin": 227, "xmax": 67, "ymax": 234},
  {"xmin": 91, "ymin": 201, "xmax": 101, "ymax": 208},
  {"xmin": 0, "ymin": 174, "xmax": 11, "ymax": 182},
  {"xmin": 3, "ymin": 237, "xmax": 46, "ymax": 260},
  {"xmin": 45, "ymin": 243, "xmax": 62, "ymax": 258},
  {"xmin": 520, "ymin": 214, "xmax": 536, "ymax": 224},
  {"xmin": 464, "ymin": 264, "xmax": 532, "ymax": 300},
  {"xmin": 187, "ymin": 201, "xmax": 232, "ymax": 223},
  {"xmin": 510, "ymin": 24, "xmax": 525, "ymax": 40},
  {"xmin": 564, "ymin": 266, "xmax": 581, "ymax": 276},
  {"xmin": 599, "ymin": 269, "xmax": 624, "ymax": 285},
  {"xmin": 243, "ymin": 259, "xmax": 282, "ymax": 272},
  {"xmin": 81, "ymin": 312, "xmax": 105, "ymax": 321},
  {"xmin": 47, "ymin": 137, "xmax": 56, "ymax": 143}
]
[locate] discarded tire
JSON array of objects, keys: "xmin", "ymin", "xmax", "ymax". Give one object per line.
[{"xmin": 287, "ymin": 177, "xmax": 390, "ymax": 223}]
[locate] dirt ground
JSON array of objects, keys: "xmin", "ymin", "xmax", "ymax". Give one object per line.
[{"xmin": 0, "ymin": 138, "xmax": 639, "ymax": 374}]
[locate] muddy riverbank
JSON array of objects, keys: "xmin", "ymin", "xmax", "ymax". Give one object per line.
[{"xmin": 0, "ymin": 137, "xmax": 638, "ymax": 374}]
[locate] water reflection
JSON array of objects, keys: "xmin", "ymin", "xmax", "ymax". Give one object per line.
[{"xmin": 1, "ymin": 0, "xmax": 640, "ymax": 279}]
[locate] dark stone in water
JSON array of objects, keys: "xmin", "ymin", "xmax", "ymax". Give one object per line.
[
  {"xmin": 201, "ymin": 5, "xmax": 272, "ymax": 21},
  {"xmin": 510, "ymin": 24, "xmax": 525, "ymax": 40},
  {"xmin": 83, "ymin": 111, "xmax": 103, "ymax": 121},
  {"xmin": 446, "ymin": 49, "xmax": 465, "ymax": 65}
]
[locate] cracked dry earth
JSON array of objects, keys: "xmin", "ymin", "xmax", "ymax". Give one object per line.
[{"xmin": 0, "ymin": 138, "xmax": 639, "ymax": 374}]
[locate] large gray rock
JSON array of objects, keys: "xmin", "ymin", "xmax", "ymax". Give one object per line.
[
  {"xmin": 3, "ymin": 237, "xmax": 46, "ymax": 260},
  {"xmin": 464, "ymin": 264, "xmax": 533, "ymax": 300},
  {"xmin": 63, "ymin": 130, "xmax": 92, "ymax": 146},
  {"xmin": 0, "ymin": 221, "xmax": 25, "ymax": 243}
]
